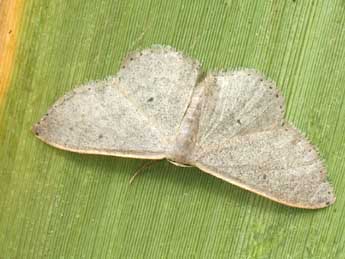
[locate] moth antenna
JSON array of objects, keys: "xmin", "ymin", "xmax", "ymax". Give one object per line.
[{"xmin": 129, "ymin": 160, "xmax": 161, "ymax": 184}]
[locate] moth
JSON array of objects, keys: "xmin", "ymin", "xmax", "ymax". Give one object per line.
[{"xmin": 33, "ymin": 45, "xmax": 335, "ymax": 209}]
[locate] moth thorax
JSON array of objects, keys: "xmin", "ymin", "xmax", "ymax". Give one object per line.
[
  {"xmin": 167, "ymin": 87, "xmax": 203, "ymax": 165},
  {"xmin": 168, "ymin": 134, "xmax": 195, "ymax": 165}
]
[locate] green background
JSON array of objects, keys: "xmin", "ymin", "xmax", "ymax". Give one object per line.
[{"xmin": 1, "ymin": 0, "xmax": 345, "ymax": 258}]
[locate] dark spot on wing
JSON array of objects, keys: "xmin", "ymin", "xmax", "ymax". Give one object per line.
[
  {"xmin": 263, "ymin": 174, "xmax": 267, "ymax": 180},
  {"xmin": 98, "ymin": 134, "xmax": 103, "ymax": 139},
  {"xmin": 236, "ymin": 119, "xmax": 241, "ymax": 125},
  {"xmin": 147, "ymin": 97, "xmax": 154, "ymax": 102},
  {"xmin": 34, "ymin": 127, "xmax": 40, "ymax": 136}
]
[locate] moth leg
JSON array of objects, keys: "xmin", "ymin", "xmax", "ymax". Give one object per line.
[{"xmin": 129, "ymin": 160, "xmax": 160, "ymax": 184}]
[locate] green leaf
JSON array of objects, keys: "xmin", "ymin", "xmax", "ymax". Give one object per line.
[{"xmin": 1, "ymin": 0, "xmax": 345, "ymax": 258}]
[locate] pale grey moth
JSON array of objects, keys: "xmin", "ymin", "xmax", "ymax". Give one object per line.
[{"xmin": 33, "ymin": 45, "xmax": 335, "ymax": 209}]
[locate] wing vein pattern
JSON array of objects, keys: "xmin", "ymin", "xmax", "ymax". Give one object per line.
[
  {"xmin": 33, "ymin": 46, "xmax": 201, "ymax": 159},
  {"xmin": 192, "ymin": 70, "xmax": 334, "ymax": 208}
]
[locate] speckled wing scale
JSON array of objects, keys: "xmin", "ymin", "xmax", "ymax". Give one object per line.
[
  {"xmin": 33, "ymin": 45, "xmax": 335, "ymax": 209},
  {"xmin": 192, "ymin": 71, "xmax": 335, "ymax": 208},
  {"xmin": 33, "ymin": 46, "xmax": 201, "ymax": 159}
]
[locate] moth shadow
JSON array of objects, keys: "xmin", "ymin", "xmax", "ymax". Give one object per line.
[
  {"xmin": 57, "ymin": 150, "xmax": 148, "ymax": 179},
  {"xmin": 59, "ymin": 152, "xmax": 314, "ymax": 214},
  {"xmin": 158, "ymin": 161, "xmax": 314, "ymax": 214}
]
